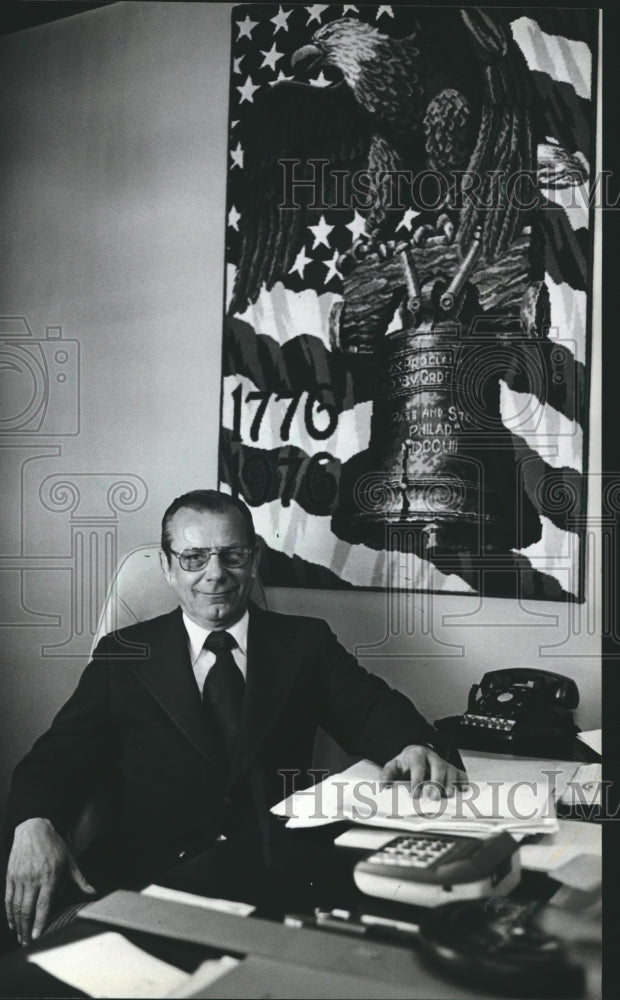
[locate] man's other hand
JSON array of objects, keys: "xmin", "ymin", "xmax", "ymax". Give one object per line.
[
  {"xmin": 5, "ymin": 817, "xmax": 96, "ymax": 947},
  {"xmin": 380, "ymin": 745, "xmax": 467, "ymax": 799}
]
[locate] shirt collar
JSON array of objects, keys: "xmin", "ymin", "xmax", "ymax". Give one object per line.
[{"xmin": 182, "ymin": 609, "xmax": 249, "ymax": 666}]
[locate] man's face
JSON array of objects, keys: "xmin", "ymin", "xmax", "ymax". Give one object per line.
[{"xmin": 160, "ymin": 506, "xmax": 259, "ymax": 630}]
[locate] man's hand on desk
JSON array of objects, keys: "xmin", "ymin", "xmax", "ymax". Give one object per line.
[
  {"xmin": 5, "ymin": 817, "xmax": 96, "ymax": 947},
  {"xmin": 380, "ymin": 745, "xmax": 467, "ymax": 799}
]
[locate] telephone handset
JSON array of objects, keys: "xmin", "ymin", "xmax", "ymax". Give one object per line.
[{"xmin": 435, "ymin": 668, "xmax": 580, "ymax": 757}]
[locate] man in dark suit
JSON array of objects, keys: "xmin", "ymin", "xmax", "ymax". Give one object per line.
[{"xmin": 4, "ymin": 490, "xmax": 464, "ymax": 946}]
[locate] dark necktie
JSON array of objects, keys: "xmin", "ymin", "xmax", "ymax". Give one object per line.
[{"xmin": 202, "ymin": 630, "xmax": 245, "ymax": 763}]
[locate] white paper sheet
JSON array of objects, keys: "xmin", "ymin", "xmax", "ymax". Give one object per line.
[
  {"xmin": 460, "ymin": 751, "xmax": 579, "ymax": 800},
  {"xmin": 28, "ymin": 931, "xmax": 189, "ymax": 998},
  {"xmin": 271, "ymin": 759, "xmax": 381, "ymax": 827},
  {"xmin": 334, "ymin": 827, "xmax": 400, "ymax": 851},
  {"xmin": 272, "ymin": 758, "xmax": 558, "ymax": 836},
  {"xmin": 558, "ymin": 762, "xmax": 602, "ymax": 808},
  {"xmin": 141, "ymin": 884, "xmax": 255, "ymax": 916},
  {"xmin": 342, "ymin": 779, "xmax": 557, "ymax": 835},
  {"xmin": 576, "ymin": 730, "xmax": 602, "ymax": 756}
]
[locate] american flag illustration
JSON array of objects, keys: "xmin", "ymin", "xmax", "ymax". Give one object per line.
[{"xmin": 219, "ymin": 4, "xmax": 597, "ymax": 601}]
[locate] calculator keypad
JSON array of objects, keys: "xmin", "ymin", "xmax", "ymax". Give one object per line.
[{"xmin": 368, "ymin": 836, "xmax": 457, "ymax": 869}]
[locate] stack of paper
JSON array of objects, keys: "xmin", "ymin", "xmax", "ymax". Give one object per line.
[{"xmin": 272, "ymin": 760, "xmax": 558, "ymax": 836}]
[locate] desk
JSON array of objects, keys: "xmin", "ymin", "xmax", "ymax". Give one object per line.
[
  {"xmin": 0, "ymin": 849, "xmax": 588, "ymax": 999},
  {"xmin": 0, "ymin": 756, "xmax": 602, "ymax": 1000}
]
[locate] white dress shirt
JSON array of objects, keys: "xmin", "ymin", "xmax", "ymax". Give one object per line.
[{"xmin": 183, "ymin": 610, "xmax": 249, "ymax": 695}]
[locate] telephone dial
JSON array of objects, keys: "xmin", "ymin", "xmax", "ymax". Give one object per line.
[{"xmin": 435, "ymin": 668, "xmax": 580, "ymax": 757}]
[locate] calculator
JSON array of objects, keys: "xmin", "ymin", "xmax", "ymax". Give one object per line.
[{"xmin": 353, "ymin": 831, "xmax": 520, "ymax": 907}]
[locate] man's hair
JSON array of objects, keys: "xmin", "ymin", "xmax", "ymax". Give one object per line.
[{"xmin": 161, "ymin": 490, "xmax": 256, "ymax": 562}]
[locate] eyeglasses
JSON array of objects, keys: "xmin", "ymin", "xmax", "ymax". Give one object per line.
[{"xmin": 169, "ymin": 546, "xmax": 254, "ymax": 572}]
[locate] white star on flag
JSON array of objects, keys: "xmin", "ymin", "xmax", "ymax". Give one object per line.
[
  {"xmin": 236, "ymin": 15, "xmax": 257, "ymax": 40},
  {"xmin": 231, "ymin": 120, "xmax": 239, "ymax": 129},
  {"xmin": 269, "ymin": 70, "xmax": 294, "ymax": 87},
  {"xmin": 308, "ymin": 215, "xmax": 334, "ymax": 249},
  {"xmin": 342, "ymin": 5, "xmax": 359, "ymax": 14},
  {"xmin": 307, "ymin": 4, "xmax": 328, "ymax": 26},
  {"xmin": 309, "ymin": 70, "xmax": 332, "ymax": 89},
  {"xmin": 228, "ymin": 206, "xmax": 241, "ymax": 231},
  {"xmin": 396, "ymin": 208, "xmax": 420, "ymax": 232},
  {"xmin": 230, "ymin": 142, "xmax": 244, "ymax": 170},
  {"xmin": 376, "ymin": 5, "xmax": 394, "ymax": 19},
  {"xmin": 323, "ymin": 250, "xmax": 342, "ymax": 284},
  {"xmin": 346, "ymin": 211, "xmax": 367, "ymax": 241},
  {"xmin": 233, "ymin": 55, "xmax": 244, "ymax": 74},
  {"xmin": 271, "ymin": 6, "xmax": 292, "ymax": 34},
  {"xmin": 289, "ymin": 247, "xmax": 314, "ymax": 279},
  {"xmin": 260, "ymin": 43, "xmax": 284, "ymax": 73},
  {"xmin": 237, "ymin": 76, "xmax": 260, "ymax": 104}
]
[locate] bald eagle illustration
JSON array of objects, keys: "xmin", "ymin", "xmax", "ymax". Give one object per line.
[{"xmin": 229, "ymin": 8, "xmax": 542, "ymax": 317}]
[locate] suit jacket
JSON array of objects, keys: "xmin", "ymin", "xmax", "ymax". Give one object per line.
[{"xmin": 6, "ymin": 604, "xmax": 446, "ymax": 886}]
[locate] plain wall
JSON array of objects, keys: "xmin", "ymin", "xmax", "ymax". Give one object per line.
[
  {"xmin": 0, "ymin": 2, "xmax": 601, "ymax": 829},
  {"xmin": 0, "ymin": 1, "xmax": 231, "ymax": 827}
]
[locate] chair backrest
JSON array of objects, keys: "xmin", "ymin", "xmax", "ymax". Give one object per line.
[{"xmin": 92, "ymin": 544, "xmax": 267, "ymax": 653}]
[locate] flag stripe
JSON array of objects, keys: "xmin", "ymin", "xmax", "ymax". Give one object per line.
[
  {"xmin": 530, "ymin": 71, "xmax": 592, "ymax": 159},
  {"xmin": 224, "ymin": 316, "xmax": 373, "ymax": 410},
  {"xmin": 546, "ymin": 281, "xmax": 587, "ymax": 364},
  {"xmin": 542, "ymin": 185, "xmax": 590, "ymax": 232},
  {"xmin": 230, "ymin": 264, "xmax": 343, "ymax": 349},
  {"xmin": 511, "ymin": 17, "xmax": 592, "ymax": 100},
  {"xmin": 541, "ymin": 213, "xmax": 590, "ymax": 292},
  {"xmin": 500, "ymin": 385, "xmax": 582, "ymax": 472},
  {"xmin": 516, "ymin": 516, "xmax": 580, "ymax": 599},
  {"xmin": 517, "ymin": 8, "xmax": 598, "ymax": 47}
]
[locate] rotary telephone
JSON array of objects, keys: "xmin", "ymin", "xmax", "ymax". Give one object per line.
[{"xmin": 435, "ymin": 668, "xmax": 580, "ymax": 757}]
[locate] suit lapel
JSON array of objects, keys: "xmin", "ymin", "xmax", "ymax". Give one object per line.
[
  {"xmin": 130, "ymin": 608, "xmax": 225, "ymax": 771},
  {"xmin": 230, "ymin": 604, "xmax": 301, "ymax": 782}
]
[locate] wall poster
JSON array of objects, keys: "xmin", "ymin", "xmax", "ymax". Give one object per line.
[{"xmin": 219, "ymin": 4, "xmax": 598, "ymax": 601}]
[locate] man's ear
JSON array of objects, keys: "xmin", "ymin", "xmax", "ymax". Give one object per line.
[{"xmin": 159, "ymin": 549, "xmax": 172, "ymax": 583}]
